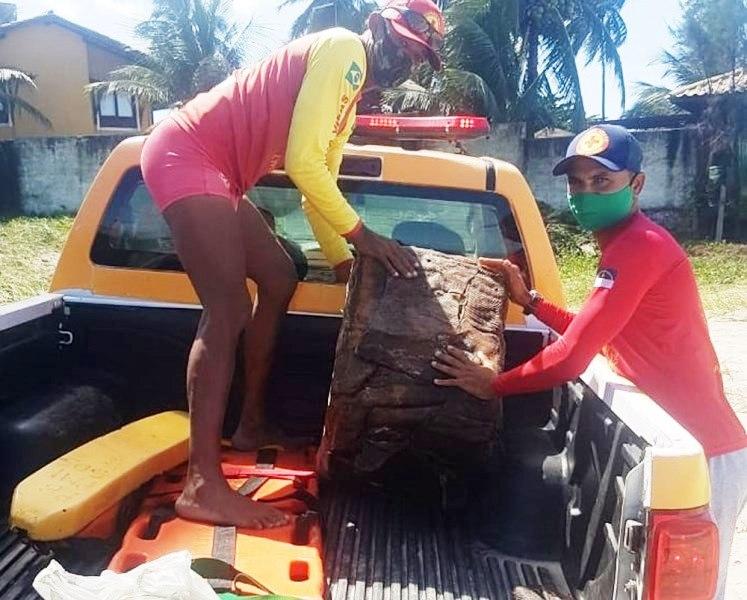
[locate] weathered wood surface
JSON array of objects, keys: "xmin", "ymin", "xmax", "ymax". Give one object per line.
[{"xmin": 319, "ymin": 248, "xmax": 509, "ymax": 478}]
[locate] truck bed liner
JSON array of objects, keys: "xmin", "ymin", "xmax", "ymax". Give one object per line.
[
  {"xmin": 323, "ymin": 483, "xmax": 571, "ymax": 600},
  {"xmin": 0, "ymin": 527, "xmax": 49, "ymax": 600}
]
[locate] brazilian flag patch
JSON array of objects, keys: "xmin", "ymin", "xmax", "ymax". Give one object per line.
[{"xmin": 345, "ymin": 61, "xmax": 363, "ymax": 88}]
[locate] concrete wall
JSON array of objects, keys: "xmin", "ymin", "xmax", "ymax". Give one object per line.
[
  {"xmin": 0, "ymin": 135, "xmax": 128, "ymax": 214},
  {"xmin": 0, "ymin": 125, "xmax": 700, "ymax": 221},
  {"xmin": 418, "ymin": 122, "xmax": 527, "ymax": 168},
  {"xmin": 0, "ymin": 21, "xmax": 152, "ymax": 141},
  {"xmin": 418, "ymin": 124, "xmax": 699, "ymax": 221},
  {"xmin": 523, "ymin": 128, "xmax": 698, "ymax": 215}
]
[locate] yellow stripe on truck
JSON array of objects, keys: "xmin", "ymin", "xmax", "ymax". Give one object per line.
[{"xmin": 648, "ymin": 450, "xmax": 710, "ymax": 510}]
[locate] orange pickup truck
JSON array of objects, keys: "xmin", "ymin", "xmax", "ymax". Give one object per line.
[{"xmin": 0, "ymin": 122, "xmax": 715, "ymax": 600}]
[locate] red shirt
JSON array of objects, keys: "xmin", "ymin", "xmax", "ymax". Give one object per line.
[{"xmin": 494, "ymin": 212, "xmax": 747, "ymax": 458}]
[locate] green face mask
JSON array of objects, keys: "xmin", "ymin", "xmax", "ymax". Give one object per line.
[{"xmin": 568, "ymin": 185, "xmax": 635, "ymax": 232}]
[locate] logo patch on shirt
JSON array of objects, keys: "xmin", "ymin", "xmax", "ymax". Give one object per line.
[
  {"xmin": 594, "ymin": 268, "xmax": 617, "ymax": 289},
  {"xmin": 345, "ymin": 61, "xmax": 363, "ymax": 88}
]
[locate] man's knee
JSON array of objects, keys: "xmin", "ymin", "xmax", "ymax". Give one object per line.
[
  {"xmin": 257, "ymin": 255, "xmax": 298, "ymax": 305},
  {"xmin": 268, "ymin": 266, "xmax": 298, "ymax": 304},
  {"xmin": 203, "ymin": 295, "xmax": 252, "ymax": 339}
]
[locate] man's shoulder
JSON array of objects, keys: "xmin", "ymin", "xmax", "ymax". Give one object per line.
[
  {"xmin": 311, "ymin": 28, "xmax": 365, "ymax": 56},
  {"xmin": 609, "ymin": 212, "xmax": 685, "ymax": 259},
  {"xmin": 598, "ymin": 213, "xmax": 686, "ymax": 287}
]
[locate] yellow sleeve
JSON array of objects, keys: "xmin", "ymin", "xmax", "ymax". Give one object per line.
[
  {"xmin": 301, "ymin": 112, "xmax": 356, "ymax": 266},
  {"xmin": 285, "ymin": 30, "xmax": 365, "ymax": 245}
]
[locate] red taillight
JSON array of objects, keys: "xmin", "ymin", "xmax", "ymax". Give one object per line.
[
  {"xmin": 354, "ymin": 115, "xmax": 490, "ymax": 140},
  {"xmin": 645, "ymin": 508, "xmax": 718, "ymax": 600}
]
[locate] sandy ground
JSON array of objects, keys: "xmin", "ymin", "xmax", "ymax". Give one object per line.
[{"xmin": 708, "ymin": 312, "xmax": 747, "ymax": 599}]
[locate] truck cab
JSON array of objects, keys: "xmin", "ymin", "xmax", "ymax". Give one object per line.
[{"xmin": 0, "ymin": 119, "xmax": 716, "ymax": 600}]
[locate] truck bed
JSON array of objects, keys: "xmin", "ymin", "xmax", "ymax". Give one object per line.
[
  {"xmin": 323, "ymin": 487, "xmax": 569, "ymax": 600},
  {"xmin": 321, "ymin": 422, "xmax": 574, "ymax": 600},
  {"xmin": 1, "ymin": 297, "xmax": 645, "ymax": 600}
]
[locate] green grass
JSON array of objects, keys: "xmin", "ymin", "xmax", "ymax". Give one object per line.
[
  {"xmin": 557, "ymin": 242, "xmax": 747, "ymax": 315},
  {"xmin": 0, "ymin": 215, "xmax": 74, "ymax": 305},
  {"xmin": 557, "ymin": 251, "xmax": 598, "ymax": 309},
  {"xmin": 1, "ymin": 215, "xmax": 745, "ymax": 318},
  {"xmin": 683, "ymin": 242, "xmax": 747, "ymax": 316}
]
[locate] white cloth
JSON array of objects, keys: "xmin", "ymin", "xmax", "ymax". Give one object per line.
[
  {"xmin": 709, "ymin": 447, "xmax": 747, "ymax": 600},
  {"xmin": 33, "ymin": 550, "xmax": 217, "ymax": 600}
]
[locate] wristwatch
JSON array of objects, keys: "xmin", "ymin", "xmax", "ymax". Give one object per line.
[{"xmin": 523, "ymin": 289, "xmax": 542, "ymax": 315}]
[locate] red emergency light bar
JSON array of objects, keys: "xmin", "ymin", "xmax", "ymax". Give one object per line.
[{"xmin": 355, "ymin": 115, "xmax": 490, "ymax": 141}]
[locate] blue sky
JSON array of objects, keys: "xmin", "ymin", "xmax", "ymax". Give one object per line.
[{"xmin": 14, "ymin": 0, "xmax": 682, "ymax": 119}]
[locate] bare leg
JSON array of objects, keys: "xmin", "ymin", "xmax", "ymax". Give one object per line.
[
  {"xmin": 231, "ymin": 199, "xmax": 299, "ymax": 450},
  {"xmin": 164, "ymin": 195, "xmax": 288, "ymax": 529}
]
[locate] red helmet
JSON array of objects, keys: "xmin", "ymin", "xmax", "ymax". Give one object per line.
[{"xmin": 379, "ymin": 0, "xmax": 445, "ymax": 70}]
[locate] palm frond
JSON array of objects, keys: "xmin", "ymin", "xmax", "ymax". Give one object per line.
[
  {"xmin": 86, "ymin": 69, "xmax": 173, "ymax": 107},
  {"xmin": 285, "ymin": 0, "xmax": 376, "ymax": 38},
  {"xmin": 449, "ymin": 19, "xmax": 508, "ymax": 98},
  {"xmin": 0, "ymin": 68, "xmax": 38, "ymax": 88},
  {"xmin": 0, "ymin": 67, "xmax": 51, "ymax": 127},
  {"xmin": 661, "ymin": 49, "xmax": 707, "ymax": 87},
  {"xmin": 624, "ymin": 82, "xmax": 684, "ymax": 118},
  {"xmin": 0, "ymin": 93, "xmax": 52, "ymax": 128},
  {"xmin": 98, "ymin": 0, "xmax": 265, "ymax": 105},
  {"xmin": 444, "ymin": 0, "xmax": 491, "ymax": 22},
  {"xmin": 541, "ymin": 6, "xmax": 585, "ymax": 128},
  {"xmin": 384, "ymin": 69, "xmax": 498, "ymax": 117}
]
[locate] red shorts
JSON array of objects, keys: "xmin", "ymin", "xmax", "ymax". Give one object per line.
[{"xmin": 140, "ymin": 117, "xmax": 242, "ymax": 212}]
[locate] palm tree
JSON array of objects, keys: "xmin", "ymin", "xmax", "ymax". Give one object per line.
[
  {"xmin": 625, "ymin": 0, "xmax": 746, "ymax": 238},
  {"xmin": 627, "ymin": 0, "xmax": 745, "ymax": 118},
  {"xmin": 87, "ymin": 0, "xmax": 270, "ymax": 108},
  {"xmin": 0, "ymin": 67, "xmax": 51, "ymax": 128},
  {"xmin": 280, "ymin": 0, "xmax": 377, "ymax": 38},
  {"xmin": 568, "ymin": 0, "xmax": 628, "ymax": 119},
  {"xmin": 385, "ymin": 0, "xmax": 627, "ymax": 133}
]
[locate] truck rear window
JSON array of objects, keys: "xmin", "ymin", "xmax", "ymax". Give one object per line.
[{"xmin": 91, "ymin": 168, "xmax": 526, "ymax": 283}]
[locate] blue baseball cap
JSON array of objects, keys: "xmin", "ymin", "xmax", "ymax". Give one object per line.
[{"xmin": 553, "ymin": 124, "xmax": 643, "ymax": 176}]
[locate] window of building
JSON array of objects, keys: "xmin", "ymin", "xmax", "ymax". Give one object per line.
[{"xmin": 96, "ymin": 91, "xmax": 138, "ymax": 129}]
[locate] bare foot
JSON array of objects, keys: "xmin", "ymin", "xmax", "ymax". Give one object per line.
[
  {"xmin": 230, "ymin": 423, "xmax": 314, "ymax": 452},
  {"xmin": 175, "ymin": 475, "xmax": 289, "ymax": 529}
]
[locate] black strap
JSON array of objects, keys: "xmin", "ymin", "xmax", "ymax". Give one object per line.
[
  {"xmin": 291, "ymin": 510, "xmax": 320, "ymax": 546},
  {"xmin": 482, "ymin": 157, "xmax": 497, "ymax": 191},
  {"xmin": 142, "ymin": 504, "xmax": 176, "ymax": 540},
  {"xmin": 237, "ymin": 447, "xmax": 277, "ymax": 497},
  {"xmin": 192, "ymin": 557, "xmax": 276, "ymax": 595},
  {"xmin": 255, "ymin": 447, "xmax": 278, "ymax": 469},
  {"xmin": 255, "ymin": 484, "xmax": 320, "ymax": 513}
]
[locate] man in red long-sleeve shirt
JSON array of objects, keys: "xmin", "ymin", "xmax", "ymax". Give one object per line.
[{"xmin": 432, "ymin": 125, "xmax": 747, "ymax": 599}]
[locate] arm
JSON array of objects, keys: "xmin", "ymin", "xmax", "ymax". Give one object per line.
[
  {"xmin": 533, "ymin": 298, "xmax": 575, "ymax": 334},
  {"xmin": 286, "ymin": 32, "xmax": 418, "ymax": 279},
  {"xmin": 434, "ymin": 233, "xmax": 664, "ymax": 399},
  {"xmin": 494, "ymin": 239, "xmax": 660, "ymax": 396},
  {"xmin": 302, "ymin": 117, "xmax": 356, "ymax": 270},
  {"xmin": 285, "ymin": 33, "xmax": 364, "ymax": 239},
  {"xmin": 478, "ymin": 258, "xmax": 575, "ymax": 333}
]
